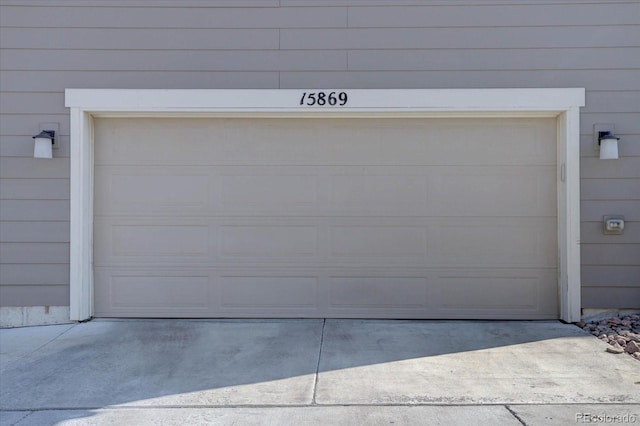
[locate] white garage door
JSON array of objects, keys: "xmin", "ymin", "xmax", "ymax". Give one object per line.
[{"xmin": 93, "ymin": 117, "xmax": 558, "ymax": 319}]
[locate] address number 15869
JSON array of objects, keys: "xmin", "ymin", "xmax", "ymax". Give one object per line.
[{"xmin": 300, "ymin": 91, "xmax": 348, "ymax": 106}]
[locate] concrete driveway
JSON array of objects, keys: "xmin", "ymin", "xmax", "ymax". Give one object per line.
[{"xmin": 1, "ymin": 319, "xmax": 639, "ymax": 425}]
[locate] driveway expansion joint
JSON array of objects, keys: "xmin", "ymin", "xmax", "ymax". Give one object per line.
[
  {"xmin": 505, "ymin": 405, "xmax": 528, "ymax": 426},
  {"xmin": 311, "ymin": 318, "xmax": 326, "ymax": 406}
]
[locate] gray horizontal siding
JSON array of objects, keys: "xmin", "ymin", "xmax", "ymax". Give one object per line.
[
  {"xmin": 0, "ymin": 6, "xmax": 345, "ymax": 29},
  {"xmin": 580, "ymin": 158, "xmax": 640, "ymax": 178},
  {"xmin": 0, "ymin": 178, "xmax": 69, "ymax": 199},
  {"xmin": 0, "ymin": 200, "xmax": 69, "ymax": 221},
  {"xmin": 1, "ymin": 28, "xmax": 281, "ymax": 49},
  {"xmin": 2, "ymin": 70, "xmax": 637, "ymax": 92},
  {"xmin": 351, "ymin": 48, "xmax": 640, "ymax": 70},
  {"xmin": 1, "ymin": 0, "xmax": 636, "ymax": 6},
  {"xmin": 581, "ymin": 179, "xmax": 640, "ymax": 200},
  {"xmin": 582, "ymin": 266, "xmax": 640, "ymax": 287},
  {"xmin": 346, "ymin": 3, "xmax": 640, "ymax": 27},
  {"xmin": 3, "ymin": 48, "xmax": 640, "ymax": 73},
  {"xmin": 278, "ymin": 1, "xmax": 640, "ymax": 6},
  {"xmin": 280, "ymin": 70, "xmax": 640, "ymax": 91},
  {"xmin": 0, "ymin": 115, "xmax": 69, "ymax": 138},
  {"xmin": 581, "ymin": 201, "xmax": 640, "ymax": 222},
  {"xmin": 1, "ymin": 0, "xmax": 638, "ymax": 310},
  {"xmin": 1, "ymin": 264, "xmax": 69, "ymax": 285},
  {"xmin": 0, "ymin": 243, "xmax": 70, "ymax": 264},
  {"xmin": 281, "ymin": 27, "xmax": 640, "ymax": 49},
  {"xmin": 0, "ymin": 222, "xmax": 70, "ymax": 243},
  {"xmin": 583, "ymin": 92, "xmax": 640, "ymax": 114},
  {"xmin": 1, "ymin": 93, "xmax": 66, "ymax": 115},
  {"xmin": 580, "ymin": 113, "xmax": 640, "ymax": 135},
  {"xmin": 0, "ymin": 71, "xmax": 279, "ymax": 92},
  {"xmin": 0, "ymin": 285, "xmax": 69, "ymax": 306},
  {"xmin": 0, "ymin": 1, "xmax": 279, "ymax": 7},
  {"xmin": 0, "ymin": 50, "xmax": 349, "ymax": 72},
  {"xmin": 3, "ymin": 3, "xmax": 636, "ymax": 28},
  {"xmin": 4, "ymin": 26, "xmax": 639, "ymax": 50},
  {"xmin": 581, "ymin": 223, "xmax": 640, "ymax": 244},
  {"xmin": 582, "ymin": 245, "xmax": 640, "ymax": 266},
  {"xmin": 581, "ymin": 287, "xmax": 640, "ymax": 310},
  {"xmin": 0, "ymin": 158, "xmax": 70, "ymax": 179}
]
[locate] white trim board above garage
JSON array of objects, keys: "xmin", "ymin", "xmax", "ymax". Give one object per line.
[
  {"xmin": 66, "ymin": 88, "xmax": 584, "ymax": 115},
  {"xmin": 65, "ymin": 88, "xmax": 585, "ymax": 322}
]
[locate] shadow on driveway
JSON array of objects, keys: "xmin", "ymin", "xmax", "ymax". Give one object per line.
[{"xmin": 1, "ymin": 319, "xmax": 639, "ymax": 421}]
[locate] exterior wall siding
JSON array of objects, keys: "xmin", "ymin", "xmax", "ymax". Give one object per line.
[{"xmin": 1, "ymin": 0, "xmax": 638, "ymax": 311}]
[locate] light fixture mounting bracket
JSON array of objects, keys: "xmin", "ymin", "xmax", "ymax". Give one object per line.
[{"xmin": 593, "ymin": 123, "xmax": 614, "ymax": 151}]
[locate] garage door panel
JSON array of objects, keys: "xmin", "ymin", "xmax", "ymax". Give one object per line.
[
  {"xmin": 95, "ymin": 118, "xmax": 556, "ymax": 167},
  {"xmin": 432, "ymin": 269, "xmax": 558, "ymax": 318},
  {"xmin": 220, "ymin": 276, "xmax": 318, "ymax": 309},
  {"xmin": 96, "ymin": 164, "xmax": 555, "ymax": 218},
  {"xmin": 324, "ymin": 127, "xmax": 427, "ymax": 165},
  {"xmin": 431, "ymin": 219, "xmax": 557, "ymax": 268},
  {"xmin": 94, "ymin": 267, "xmax": 556, "ymax": 318},
  {"xmin": 111, "ymin": 225, "xmax": 210, "ymax": 257},
  {"xmin": 95, "ymin": 118, "xmax": 322, "ymax": 166},
  {"xmin": 431, "ymin": 167, "xmax": 556, "ymax": 216},
  {"xmin": 329, "ymin": 226, "xmax": 427, "ymax": 258},
  {"xmin": 427, "ymin": 122, "xmax": 556, "ymax": 166},
  {"xmin": 110, "ymin": 173, "xmax": 209, "ymax": 209},
  {"xmin": 328, "ymin": 277, "xmax": 429, "ymax": 309},
  {"xmin": 94, "ymin": 220, "xmax": 214, "ymax": 265},
  {"xmin": 439, "ymin": 277, "xmax": 537, "ymax": 310},
  {"xmin": 94, "ymin": 269, "xmax": 213, "ymax": 316},
  {"xmin": 221, "ymin": 225, "xmax": 318, "ymax": 257},
  {"xmin": 94, "ymin": 166, "xmax": 212, "ymax": 215},
  {"xmin": 324, "ymin": 120, "xmax": 555, "ymax": 166},
  {"xmin": 329, "ymin": 173, "xmax": 428, "ymax": 212},
  {"xmin": 215, "ymin": 136, "xmax": 320, "ymax": 166},
  {"xmin": 221, "ymin": 174, "xmax": 318, "ymax": 209},
  {"xmin": 95, "ymin": 217, "xmax": 555, "ymax": 269},
  {"xmin": 94, "ymin": 116, "xmax": 559, "ymax": 319}
]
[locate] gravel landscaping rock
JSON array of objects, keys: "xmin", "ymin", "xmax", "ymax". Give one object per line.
[
  {"xmin": 606, "ymin": 344, "xmax": 625, "ymax": 354},
  {"xmin": 578, "ymin": 314, "xmax": 640, "ymax": 361},
  {"xmin": 625, "ymin": 341, "xmax": 640, "ymax": 355}
]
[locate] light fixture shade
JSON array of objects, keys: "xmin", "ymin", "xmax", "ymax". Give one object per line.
[
  {"xmin": 599, "ymin": 137, "xmax": 619, "ymax": 160},
  {"xmin": 33, "ymin": 130, "xmax": 54, "ymax": 159},
  {"xmin": 34, "ymin": 137, "xmax": 53, "ymax": 158}
]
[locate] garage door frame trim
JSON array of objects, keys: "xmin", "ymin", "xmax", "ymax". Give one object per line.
[{"xmin": 65, "ymin": 88, "xmax": 585, "ymax": 322}]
